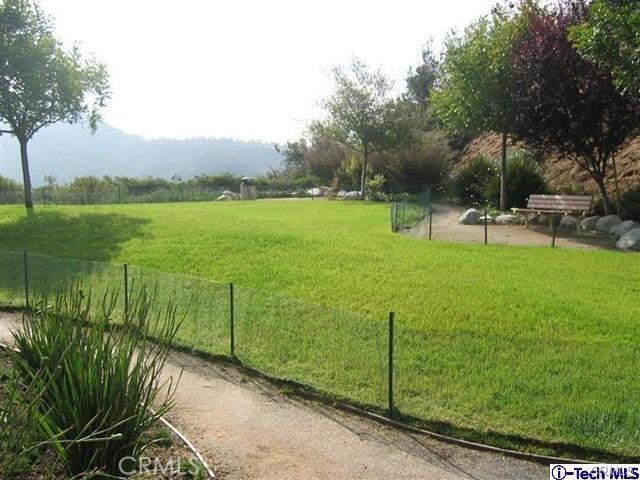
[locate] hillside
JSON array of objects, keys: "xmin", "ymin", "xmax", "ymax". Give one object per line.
[
  {"xmin": 457, "ymin": 133, "xmax": 640, "ymax": 196},
  {"xmin": 0, "ymin": 122, "xmax": 282, "ymax": 186}
]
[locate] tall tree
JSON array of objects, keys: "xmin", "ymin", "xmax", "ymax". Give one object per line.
[
  {"xmin": 431, "ymin": 3, "xmax": 525, "ymax": 211},
  {"xmin": 570, "ymin": 0, "xmax": 640, "ymax": 98},
  {"xmin": 316, "ymin": 58, "xmax": 410, "ymax": 198},
  {"xmin": 511, "ymin": 1, "xmax": 640, "ymax": 214},
  {"xmin": 273, "ymin": 139, "xmax": 308, "ymax": 178},
  {"xmin": 0, "ymin": 0, "xmax": 110, "ymax": 209},
  {"xmin": 405, "ymin": 43, "xmax": 439, "ymax": 109}
]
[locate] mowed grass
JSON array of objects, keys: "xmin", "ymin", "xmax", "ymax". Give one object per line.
[{"xmin": 0, "ymin": 200, "xmax": 639, "ymax": 457}]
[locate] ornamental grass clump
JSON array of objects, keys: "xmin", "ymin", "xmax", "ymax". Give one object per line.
[{"xmin": 12, "ymin": 282, "xmax": 182, "ymax": 478}]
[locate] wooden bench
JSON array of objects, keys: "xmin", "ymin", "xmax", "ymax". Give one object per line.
[{"xmin": 512, "ymin": 194, "xmax": 593, "ymax": 234}]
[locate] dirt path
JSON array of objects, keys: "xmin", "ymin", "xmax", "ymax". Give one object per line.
[
  {"xmin": 0, "ymin": 312, "xmax": 548, "ymax": 479},
  {"xmin": 408, "ymin": 204, "xmax": 613, "ymax": 250}
]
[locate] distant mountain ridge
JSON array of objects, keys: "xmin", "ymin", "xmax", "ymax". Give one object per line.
[{"xmin": 0, "ymin": 122, "xmax": 282, "ymax": 186}]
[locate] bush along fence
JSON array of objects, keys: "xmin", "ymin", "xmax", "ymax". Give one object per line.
[
  {"xmin": 0, "ymin": 184, "xmax": 313, "ymax": 205},
  {"xmin": 1, "ymin": 250, "xmax": 639, "ymax": 460}
]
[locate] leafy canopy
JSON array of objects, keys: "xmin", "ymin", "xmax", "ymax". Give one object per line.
[
  {"xmin": 570, "ymin": 0, "xmax": 640, "ymax": 97},
  {"xmin": 315, "ymin": 58, "xmax": 410, "ymax": 156},
  {"xmin": 431, "ymin": 3, "xmax": 525, "ymax": 136},
  {"xmin": 511, "ymin": 0, "xmax": 640, "ymax": 213},
  {"xmin": 0, "ymin": 0, "xmax": 110, "ymax": 141}
]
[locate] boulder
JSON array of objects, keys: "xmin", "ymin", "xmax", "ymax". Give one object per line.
[
  {"xmin": 344, "ymin": 191, "xmax": 361, "ymax": 200},
  {"xmin": 495, "ymin": 214, "xmax": 520, "ymax": 225},
  {"xmin": 477, "ymin": 215, "xmax": 495, "ymax": 225},
  {"xmin": 559, "ymin": 216, "xmax": 578, "ymax": 230},
  {"xmin": 336, "ymin": 190, "xmax": 347, "ymax": 199},
  {"xmin": 580, "ymin": 216, "xmax": 601, "ymax": 231},
  {"xmin": 222, "ymin": 190, "xmax": 239, "ymax": 200},
  {"xmin": 537, "ymin": 214, "xmax": 550, "ymax": 226},
  {"xmin": 216, "ymin": 194, "xmax": 233, "ymax": 201},
  {"xmin": 458, "ymin": 208, "xmax": 481, "ymax": 225},
  {"xmin": 616, "ymin": 228, "xmax": 640, "ymax": 251},
  {"xmin": 307, "ymin": 187, "xmax": 323, "ymax": 197},
  {"xmin": 596, "ymin": 215, "xmax": 622, "ymax": 233},
  {"xmin": 610, "ymin": 220, "xmax": 640, "ymax": 238}
]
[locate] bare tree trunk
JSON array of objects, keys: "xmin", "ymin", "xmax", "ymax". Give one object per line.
[
  {"xmin": 592, "ymin": 174, "xmax": 611, "ymax": 215},
  {"xmin": 500, "ymin": 132, "xmax": 507, "ymax": 212},
  {"xmin": 612, "ymin": 151, "xmax": 621, "ymax": 215},
  {"xmin": 19, "ymin": 137, "xmax": 33, "ymax": 209},
  {"xmin": 360, "ymin": 145, "xmax": 368, "ymax": 200}
]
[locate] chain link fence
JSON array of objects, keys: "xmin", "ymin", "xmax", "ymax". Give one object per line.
[{"xmin": 0, "ymin": 249, "xmax": 637, "ymax": 458}]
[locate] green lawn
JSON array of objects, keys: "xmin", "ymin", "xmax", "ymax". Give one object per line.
[{"xmin": 0, "ymin": 200, "xmax": 639, "ymax": 457}]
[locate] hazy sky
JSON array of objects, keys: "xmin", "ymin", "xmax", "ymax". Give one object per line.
[{"xmin": 38, "ymin": 0, "xmax": 497, "ymax": 143}]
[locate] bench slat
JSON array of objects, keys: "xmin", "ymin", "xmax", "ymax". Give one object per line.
[{"xmin": 526, "ymin": 194, "xmax": 592, "ymax": 212}]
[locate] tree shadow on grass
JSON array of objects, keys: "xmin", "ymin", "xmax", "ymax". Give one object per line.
[
  {"xmin": 0, "ymin": 210, "xmax": 151, "ymax": 305},
  {"xmin": 0, "ymin": 209, "xmax": 150, "ymax": 261}
]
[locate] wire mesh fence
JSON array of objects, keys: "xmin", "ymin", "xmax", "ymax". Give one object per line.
[
  {"xmin": 0, "ymin": 184, "xmax": 312, "ymax": 205},
  {"xmin": 390, "ymin": 202, "xmax": 431, "ymax": 233},
  {"xmin": 0, "ymin": 249, "xmax": 638, "ymax": 458}
]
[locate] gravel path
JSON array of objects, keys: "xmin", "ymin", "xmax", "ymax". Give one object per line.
[
  {"xmin": 407, "ymin": 204, "xmax": 612, "ymax": 250},
  {"xmin": 0, "ymin": 312, "xmax": 548, "ymax": 479}
]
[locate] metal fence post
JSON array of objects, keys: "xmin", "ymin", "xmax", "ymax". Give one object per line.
[
  {"xmin": 23, "ymin": 249, "xmax": 29, "ymax": 308},
  {"xmin": 388, "ymin": 311, "xmax": 395, "ymax": 416},
  {"xmin": 428, "ymin": 207, "xmax": 433, "ymax": 240},
  {"xmin": 484, "ymin": 208, "xmax": 488, "ymax": 245},
  {"xmin": 230, "ymin": 282, "xmax": 235, "ymax": 357},
  {"xmin": 551, "ymin": 215, "xmax": 558, "ymax": 248},
  {"xmin": 123, "ymin": 263, "xmax": 129, "ymax": 317},
  {"xmin": 394, "ymin": 203, "xmax": 399, "ymax": 232}
]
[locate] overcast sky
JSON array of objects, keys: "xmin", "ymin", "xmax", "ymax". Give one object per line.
[{"xmin": 38, "ymin": 0, "xmax": 497, "ymax": 143}]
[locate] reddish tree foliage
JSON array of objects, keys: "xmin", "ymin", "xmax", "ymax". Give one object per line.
[{"xmin": 510, "ymin": 1, "xmax": 640, "ymax": 213}]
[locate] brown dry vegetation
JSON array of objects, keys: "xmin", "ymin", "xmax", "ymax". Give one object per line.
[{"xmin": 457, "ymin": 133, "xmax": 640, "ymax": 195}]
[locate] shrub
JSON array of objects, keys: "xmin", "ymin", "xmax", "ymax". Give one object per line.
[
  {"xmin": 372, "ymin": 130, "xmax": 452, "ymax": 194},
  {"xmin": 486, "ymin": 150, "xmax": 547, "ymax": 209},
  {"xmin": 12, "ymin": 283, "xmax": 182, "ymax": 478},
  {"xmin": 0, "ymin": 175, "xmax": 22, "ymax": 204},
  {"xmin": 334, "ymin": 156, "xmax": 362, "ymax": 191},
  {"xmin": 0, "ymin": 352, "xmax": 53, "ymax": 477},
  {"xmin": 453, "ymin": 156, "xmax": 497, "ymax": 207},
  {"xmin": 366, "ymin": 174, "xmax": 387, "ymax": 201},
  {"xmin": 621, "ymin": 185, "xmax": 640, "ymax": 221}
]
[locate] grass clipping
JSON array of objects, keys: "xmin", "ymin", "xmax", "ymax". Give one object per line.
[{"xmin": 10, "ymin": 282, "xmax": 183, "ymax": 479}]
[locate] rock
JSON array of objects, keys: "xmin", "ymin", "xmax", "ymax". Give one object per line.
[
  {"xmin": 537, "ymin": 214, "xmax": 550, "ymax": 226},
  {"xmin": 559, "ymin": 216, "xmax": 578, "ymax": 229},
  {"xmin": 610, "ymin": 220, "xmax": 640, "ymax": 238},
  {"xmin": 336, "ymin": 190, "xmax": 347, "ymax": 199},
  {"xmin": 307, "ymin": 187, "xmax": 323, "ymax": 197},
  {"xmin": 495, "ymin": 214, "xmax": 520, "ymax": 225},
  {"xmin": 222, "ymin": 190, "xmax": 239, "ymax": 200},
  {"xmin": 580, "ymin": 216, "xmax": 601, "ymax": 231},
  {"xmin": 596, "ymin": 215, "xmax": 622, "ymax": 233},
  {"xmin": 477, "ymin": 215, "xmax": 494, "ymax": 225},
  {"xmin": 216, "ymin": 194, "xmax": 233, "ymax": 201},
  {"xmin": 458, "ymin": 208, "xmax": 481, "ymax": 225},
  {"xmin": 344, "ymin": 191, "xmax": 361, "ymax": 200},
  {"xmin": 616, "ymin": 228, "xmax": 640, "ymax": 251}
]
